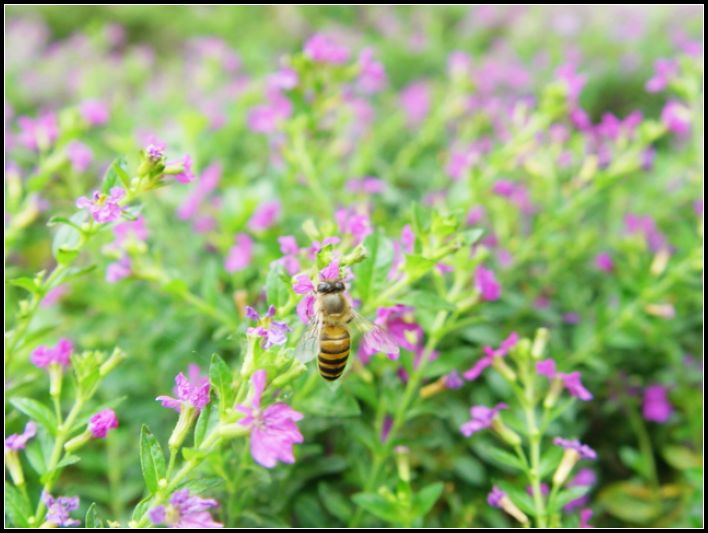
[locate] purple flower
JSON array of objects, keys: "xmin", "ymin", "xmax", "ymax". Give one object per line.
[
  {"xmin": 319, "ymin": 260, "xmax": 340, "ymax": 281},
  {"xmin": 380, "ymin": 415, "xmax": 393, "ymax": 443},
  {"xmin": 536, "ymin": 359, "xmax": 557, "ymax": 378},
  {"xmin": 66, "ymin": 141, "xmax": 93, "ymax": 173},
  {"xmin": 17, "ymin": 112, "xmax": 58, "ymax": 150},
  {"xmin": 31, "ymin": 338, "xmax": 73, "ymax": 369},
  {"xmin": 304, "ymin": 34, "xmax": 349, "ymax": 64},
  {"xmin": 76, "ymin": 187, "xmax": 125, "ymax": 223},
  {"xmin": 400, "ymin": 81, "xmax": 430, "ymax": 126},
  {"xmin": 487, "ymin": 486, "xmax": 506, "ymax": 508},
  {"xmin": 467, "ymin": 206, "xmax": 486, "ymax": 225},
  {"xmin": 536, "ymin": 360, "xmax": 593, "ymax": 401},
  {"xmin": 293, "ymin": 274, "xmax": 315, "ymax": 295},
  {"xmin": 41, "ymin": 285, "xmax": 69, "ymax": 307},
  {"xmin": 400, "ymin": 224, "xmax": 415, "ymax": 254},
  {"xmin": 248, "ymin": 200, "xmax": 281, "ymax": 232},
  {"xmin": 5, "ymin": 421, "xmax": 37, "ymax": 451},
  {"xmin": 564, "ymin": 469, "xmax": 596, "ymax": 512},
  {"xmin": 268, "ymin": 67, "xmax": 298, "ymax": 90},
  {"xmin": 474, "ymin": 265, "xmax": 501, "ymax": 301},
  {"xmin": 346, "ymin": 177, "xmax": 385, "ymax": 194},
  {"xmin": 460, "ymin": 403, "xmax": 507, "ymax": 437},
  {"xmin": 276, "ymin": 236, "xmax": 301, "ymax": 275},
  {"xmin": 79, "ymin": 100, "xmax": 109, "ymax": 126},
  {"xmin": 88, "ymin": 409, "xmax": 119, "ymax": 439},
  {"xmin": 177, "ymin": 162, "xmax": 222, "ymax": 221},
  {"xmin": 157, "ymin": 371, "xmax": 211, "ymax": 412},
  {"xmin": 171, "ymin": 155, "xmax": 195, "ymax": 184},
  {"xmin": 113, "ymin": 216, "xmax": 148, "ymax": 246},
  {"xmin": 594, "ymin": 252, "xmax": 614, "ymax": 273},
  {"xmin": 358, "ymin": 305, "xmax": 413, "ymax": 362},
  {"xmin": 308, "ymin": 236, "xmax": 340, "ymax": 259},
  {"xmin": 246, "ymin": 305, "xmax": 291, "ymax": 350},
  {"xmin": 236, "ymin": 370, "xmax": 304, "ymax": 468},
  {"xmin": 149, "ymin": 489, "xmax": 222, "ymax": 528},
  {"xmin": 645, "ymin": 59, "xmax": 678, "ymax": 93},
  {"xmin": 463, "ymin": 332, "xmax": 518, "ymax": 381},
  {"xmin": 556, "ymin": 63, "xmax": 587, "ymax": 104},
  {"xmin": 106, "ymin": 256, "xmax": 132, "ymax": 283},
  {"xmin": 579, "ymin": 508, "xmax": 593, "ymax": 528},
  {"xmin": 491, "ymin": 179, "xmax": 533, "ymax": 214},
  {"xmin": 661, "ymin": 100, "xmax": 691, "ymax": 136},
  {"xmin": 624, "ymin": 213, "xmax": 669, "ymax": 252},
  {"xmin": 554, "ymin": 438, "xmax": 597, "ymax": 460},
  {"xmin": 296, "ymin": 294, "xmax": 316, "ymax": 324},
  {"xmin": 443, "ymin": 371, "xmax": 464, "ymax": 390},
  {"xmin": 335, "ymin": 208, "xmax": 372, "ymax": 245},
  {"xmin": 43, "ymin": 492, "xmax": 80, "ymax": 527},
  {"xmin": 247, "ymin": 91, "xmax": 292, "ymax": 134},
  {"xmin": 225, "ymin": 233, "xmax": 253, "ymax": 272},
  {"xmin": 643, "ymin": 384, "xmax": 673, "ymax": 423},
  {"xmin": 358, "ymin": 48, "xmax": 387, "ymax": 93},
  {"xmin": 145, "ymin": 141, "xmax": 166, "ymax": 162}
]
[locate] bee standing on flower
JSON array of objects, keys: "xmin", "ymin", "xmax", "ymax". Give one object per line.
[{"xmin": 295, "ymin": 261, "xmax": 399, "ymax": 380}]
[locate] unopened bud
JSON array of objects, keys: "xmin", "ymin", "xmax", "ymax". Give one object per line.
[
  {"xmin": 531, "ymin": 328, "xmax": 549, "ymax": 360},
  {"xmin": 552, "ymin": 448, "xmax": 581, "ymax": 487}
]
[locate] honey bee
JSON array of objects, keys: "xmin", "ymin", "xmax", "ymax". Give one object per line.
[{"xmin": 295, "ymin": 278, "xmax": 398, "ymax": 381}]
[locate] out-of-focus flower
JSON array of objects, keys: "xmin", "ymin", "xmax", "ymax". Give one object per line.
[
  {"xmin": 460, "ymin": 402, "xmax": 507, "ymax": 437},
  {"xmin": 177, "ymin": 162, "xmax": 222, "ymax": 221},
  {"xmin": 225, "ymin": 233, "xmax": 253, "ymax": 272},
  {"xmin": 400, "ymin": 81, "xmax": 430, "ymax": 126},
  {"xmin": 246, "ymin": 306, "xmax": 291, "ymax": 350},
  {"xmin": 358, "ymin": 48, "xmax": 387, "ymax": 93},
  {"xmin": 296, "ymin": 294, "xmax": 316, "ymax": 324},
  {"xmin": 661, "ymin": 100, "xmax": 691, "ymax": 136},
  {"xmin": 645, "ymin": 59, "xmax": 678, "ymax": 93},
  {"xmin": 335, "ymin": 208, "xmax": 372, "ymax": 245},
  {"xmin": 564, "ymin": 468, "xmax": 596, "ymax": 512},
  {"xmin": 492, "ymin": 179, "xmax": 533, "ymax": 214},
  {"xmin": 308, "ymin": 236, "xmax": 340, "ymax": 259},
  {"xmin": 88, "ymin": 409, "xmax": 119, "ymax": 439},
  {"xmin": 145, "ymin": 141, "xmax": 166, "ymax": 162},
  {"xmin": 268, "ymin": 67, "xmax": 298, "ymax": 90},
  {"xmin": 17, "ymin": 111, "xmax": 58, "ymax": 150},
  {"xmin": 247, "ymin": 91, "xmax": 292, "ymax": 134},
  {"xmin": 625, "ymin": 213, "xmax": 669, "ymax": 252},
  {"xmin": 5, "ymin": 421, "xmax": 37, "ymax": 451},
  {"xmin": 487, "ymin": 486, "xmax": 529, "ymax": 524},
  {"xmin": 346, "ymin": 177, "xmax": 385, "ymax": 194},
  {"xmin": 304, "ymin": 34, "xmax": 349, "ymax": 64},
  {"xmin": 319, "ymin": 260, "xmax": 340, "ymax": 281},
  {"xmin": 474, "ymin": 265, "xmax": 501, "ymax": 301},
  {"xmin": 106, "ymin": 256, "xmax": 132, "ymax": 283},
  {"xmin": 43, "ymin": 492, "xmax": 80, "ymax": 527},
  {"xmin": 79, "ymin": 99, "xmax": 109, "ymax": 126},
  {"xmin": 359, "ymin": 305, "xmax": 413, "ymax": 362},
  {"xmin": 168, "ymin": 155, "xmax": 195, "ymax": 184},
  {"xmin": 443, "ymin": 371, "xmax": 464, "ymax": 389},
  {"xmin": 76, "ymin": 187, "xmax": 125, "ymax": 223},
  {"xmin": 41, "ymin": 285, "xmax": 69, "ymax": 307},
  {"xmin": 113, "ymin": 216, "xmax": 148, "ymax": 247},
  {"xmin": 594, "ymin": 252, "xmax": 614, "ymax": 272},
  {"xmin": 579, "ymin": 508, "xmax": 593, "ymax": 528},
  {"xmin": 556, "ymin": 62, "xmax": 586, "ymax": 104},
  {"xmin": 553, "ymin": 438, "xmax": 597, "ymax": 487},
  {"xmin": 157, "ymin": 371, "xmax": 210, "ymax": 412},
  {"xmin": 67, "ymin": 141, "xmax": 93, "ymax": 172},
  {"xmin": 643, "ymin": 384, "xmax": 673, "ymax": 423},
  {"xmin": 275, "ymin": 235, "xmax": 300, "ymax": 275},
  {"xmin": 149, "ymin": 489, "xmax": 222, "ymax": 528},
  {"xmin": 236, "ymin": 370, "xmax": 304, "ymax": 468},
  {"xmin": 537, "ymin": 359, "xmax": 593, "ymax": 402},
  {"xmin": 31, "ymin": 338, "xmax": 73, "ymax": 369},
  {"xmin": 463, "ymin": 332, "xmax": 518, "ymax": 381},
  {"xmin": 248, "ymin": 200, "xmax": 281, "ymax": 232},
  {"xmin": 448, "ymin": 50, "xmax": 472, "ymax": 80}
]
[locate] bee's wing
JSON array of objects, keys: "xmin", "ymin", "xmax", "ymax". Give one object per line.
[
  {"xmin": 294, "ymin": 314, "xmax": 322, "ymax": 364},
  {"xmin": 349, "ymin": 310, "xmax": 400, "ymax": 357}
]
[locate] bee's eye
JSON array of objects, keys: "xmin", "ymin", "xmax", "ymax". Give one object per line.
[
  {"xmin": 317, "ymin": 282, "xmax": 330, "ymax": 293},
  {"xmin": 334, "ymin": 281, "xmax": 345, "ymax": 291}
]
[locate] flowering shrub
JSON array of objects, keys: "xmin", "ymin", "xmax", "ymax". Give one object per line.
[{"xmin": 4, "ymin": 5, "xmax": 703, "ymax": 529}]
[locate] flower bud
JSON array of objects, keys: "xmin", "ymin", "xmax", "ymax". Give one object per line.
[
  {"xmin": 544, "ymin": 378, "xmax": 564, "ymax": 409},
  {"xmin": 64, "ymin": 430, "xmax": 92, "ymax": 453},
  {"xmin": 491, "ymin": 417, "xmax": 522, "ymax": 447},
  {"xmin": 491, "ymin": 357, "xmax": 517, "ymax": 382},
  {"xmin": 48, "ymin": 363, "xmax": 63, "ymax": 399},
  {"xmin": 5, "ymin": 450, "xmax": 25, "ymax": 486},
  {"xmin": 553, "ymin": 448, "xmax": 581, "ymax": 487},
  {"xmin": 168, "ymin": 404, "xmax": 197, "ymax": 450},
  {"xmin": 394, "ymin": 446, "xmax": 411, "ymax": 483},
  {"xmin": 531, "ymin": 328, "xmax": 549, "ymax": 360}
]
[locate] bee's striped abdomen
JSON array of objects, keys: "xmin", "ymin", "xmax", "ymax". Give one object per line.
[{"xmin": 318, "ymin": 325, "xmax": 350, "ymax": 381}]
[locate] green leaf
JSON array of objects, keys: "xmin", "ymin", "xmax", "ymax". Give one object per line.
[
  {"xmin": 51, "ymin": 212, "xmax": 85, "ymax": 266},
  {"xmin": 140, "ymin": 425, "xmax": 166, "ymax": 494},
  {"xmin": 318, "ymin": 481, "xmax": 353, "ymax": 522},
  {"xmin": 265, "ymin": 264, "xmax": 290, "ymax": 309},
  {"xmin": 597, "ymin": 481, "xmax": 662, "ymax": 524},
  {"xmin": 352, "ymin": 492, "xmax": 402, "ymax": 524},
  {"xmin": 8, "ymin": 277, "xmax": 39, "ymax": 295},
  {"xmin": 25, "ymin": 439, "xmax": 48, "ymax": 475},
  {"xmin": 548, "ymin": 486, "xmax": 590, "ymax": 513},
  {"xmin": 402, "ymin": 255, "xmax": 437, "ymax": 281},
  {"xmin": 353, "ymin": 231, "xmax": 393, "ymax": 303},
  {"xmin": 56, "ymin": 454, "xmax": 81, "ymax": 469},
  {"xmin": 209, "ymin": 353, "xmax": 234, "ymax": 411},
  {"xmin": 296, "ymin": 380, "xmax": 361, "ymax": 417},
  {"xmin": 102, "ymin": 157, "xmax": 130, "ymax": 192},
  {"xmin": 484, "ymin": 447, "xmax": 525, "ymax": 472},
  {"xmin": 194, "ymin": 401, "xmax": 214, "ymax": 448},
  {"xmin": 47, "ymin": 216, "xmax": 83, "ymax": 230},
  {"xmin": 412, "ymin": 482, "xmax": 444, "ymax": 518},
  {"xmin": 10, "ymin": 397, "xmax": 57, "ymax": 434},
  {"xmin": 85, "ymin": 502, "xmax": 102, "ymax": 528},
  {"xmin": 5, "ymin": 482, "xmax": 31, "ymax": 528},
  {"xmin": 538, "ymin": 445, "xmax": 563, "ymax": 478}
]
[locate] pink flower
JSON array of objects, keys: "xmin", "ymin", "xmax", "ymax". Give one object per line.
[
  {"xmin": 17, "ymin": 112, "xmax": 58, "ymax": 150},
  {"xmin": 41, "ymin": 285, "xmax": 69, "ymax": 307},
  {"xmin": 66, "ymin": 141, "xmax": 93, "ymax": 172},
  {"xmin": 594, "ymin": 252, "xmax": 614, "ymax": 273},
  {"xmin": 247, "ymin": 92, "xmax": 292, "ymax": 134},
  {"xmin": 106, "ymin": 256, "xmax": 131, "ymax": 283},
  {"xmin": 88, "ymin": 409, "xmax": 118, "ymax": 439},
  {"xmin": 358, "ymin": 49, "xmax": 387, "ymax": 93},
  {"xmin": 448, "ymin": 51, "xmax": 472, "ymax": 80},
  {"xmin": 467, "ymin": 206, "xmax": 486, "ymax": 225},
  {"xmin": 400, "ymin": 81, "xmax": 430, "ymax": 126},
  {"xmin": 579, "ymin": 508, "xmax": 593, "ymax": 528},
  {"xmin": 319, "ymin": 260, "xmax": 340, "ymax": 281},
  {"xmin": 335, "ymin": 208, "xmax": 372, "ymax": 245},
  {"xmin": 31, "ymin": 338, "xmax": 73, "ymax": 369},
  {"xmin": 149, "ymin": 489, "xmax": 222, "ymax": 528},
  {"xmin": 443, "ymin": 371, "xmax": 464, "ymax": 389},
  {"xmin": 248, "ymin": 200, "xmax": 281, "ymax": 232},
  {"xmin": 460, "ymin": 403, "xmax": 507, "ymax": 437},
  {"xmin": 145, "ymin": 141, "xmax": 166, "ymax": 162},
  {"xmin": 624, "ymin": 213, "xmax": 669, "ymax": 252},
  {"xmin": 76, "ymin": 187, "xmax": 125, "ymax": 223},
  {"xmin": 293, "ymin": 274, "xmax": 315, "ymax": 295},
  {"xmin": 246, "ymin": 305, "xmax": 291, "ymax": 350},
  {"xmin": 642, "ymin": 384, "xmax": 673, "ymax": 423},
  {"xmin": 463, "ymin": 332, "xmax": 518, "ymax": 381},
  {"xmin": 661, "ymin": 100, "xmax": 691, "ymax": 136},
  {"xmin": 113, "ymin": 216, "xmax": 148, "ymax": 246},
  {"xmin": 236, "ymin": 370, "xmax": 304, "ymax": 468},
  {"xmin": 308, "ymin": 236, "xmax": 340, "ymax": 258},
  {"xmin": 5, "ymin": 421, "xmax": 37, "ymax": 451},
  {"xmin": 564, "ymin": 469, "xmax": 596, "ymax": 512},
  {"xmin": 225, "ymin": 233, "xmax": 253, "ymax": 272},
  {"xmin": 43, "ymin": 492, "xmax": 80, "ymax": 527},
  {"xmin": 296, "ymin": 294, "xmax": 316, "ymax": 324},
  {"xmin": 157, "ymin": 371, "xmax": 210, "ymax": 412},
  {"xmin": 358, "ymin": 305, "xmax": 412, "ymax": 362},
  {"xmin": 645, "ymin": 59, "xmax": 678, "ymax": 93},
  {"xmin": 346, "ymin": 177, "xmax": 385, "ymax": 194},
  {"xmin": 554, "ymin": 438, "xmax": 597, "ymax": 460},
  {"xmin": 79, "ymin": 100, "xmax": 109, "ymax": 126},
  {"xmin": 304, "ymin": 34, "xmax": 349, "ymax": 64},
  {"xmin": 268, "ymin": 67, "xmax": 298, "ymax": 90},
  {"xmin": 475, "ymin": 266, "xmax": 501, "ymax": 301},
  {"xmin": 170, "ymin": 155, "xmax": 195, "ymax": 183},
  {"xmin": 276, "ymin": 235, "xmax": 301, "ymax": 275},
  {"xmin": 536, "ymin": 359, "xmax": 593, "ymax": 401},
  {"xmin": 177, "ymin": 162, "xmax": 222, "ymax": 221}
]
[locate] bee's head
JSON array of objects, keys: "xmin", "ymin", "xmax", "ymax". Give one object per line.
[{"xmin": 317, "ymin": 280, "xmax": 345, "ymax": 293}]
